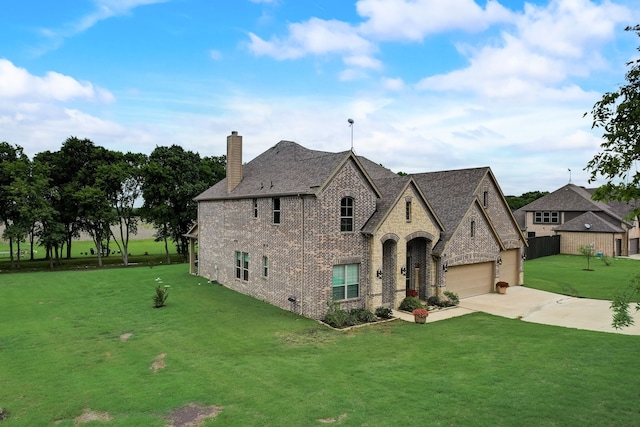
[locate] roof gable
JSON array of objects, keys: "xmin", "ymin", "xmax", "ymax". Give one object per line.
[{"xmin": 554, "ymin": 211, "xmax": 625, "ymax": 233}]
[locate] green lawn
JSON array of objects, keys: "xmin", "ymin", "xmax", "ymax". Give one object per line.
[
  {"xmin": 523, "ymin": 254, "xmax": 640, "ymax": 300},
  {"xmin": 1, "ymin": 264, "xmax": 640, "ymax": 425},
  {"xmin": 0, "ymin": 239, "xmax": 184, "ymax": 272}
]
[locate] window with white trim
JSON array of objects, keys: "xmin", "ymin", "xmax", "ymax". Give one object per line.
[
  {"xmin": 340, "ymin": 197, "xmax": 354, "ymax": 232},
  {"xmin": 235, "ymin": 251, "xmax": 249, "ymax": 281},
  {"xmin": 534, "ymin": 211, "xmax": 559, "ymax": 224},
  {"xmin": 332, "ymin": 264, "xmax": 359, "ymax": 300}
]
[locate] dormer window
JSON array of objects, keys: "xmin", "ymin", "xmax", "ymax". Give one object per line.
[{"xmin": 341, "ymin": 197, "xmax": 354, "ymax": 232}]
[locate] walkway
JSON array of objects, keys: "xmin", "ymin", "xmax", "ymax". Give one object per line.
[{"xmin": 393, "ymin": 286, "xmax": 640, "ymax": 335}]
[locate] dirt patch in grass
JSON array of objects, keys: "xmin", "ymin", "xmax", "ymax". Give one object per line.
[
  {"xmin": 164, "ymin": 403, "xmax": 222, "ymax": 427},
  {"xmin": 151, "ymin": 353, "xmax": 167, "ymax": 372},
  {"xmin": 74, "ymin": 408, "xmax": 112, "ymax": 425},
  {"xmin": 120, "ymin": 332, "xmax": 133, "ymax": 341},
  {"xmin": 318, "ymin": 413, "xmax": 348, "ymax": 424}
]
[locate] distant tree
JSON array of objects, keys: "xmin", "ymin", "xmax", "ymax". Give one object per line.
[
  {"xmin": 96, "ymin": 151, "xmax": 147, "ymax": 266},
  {"xmin": 0, "ymin": 142, "xmax": 30, "ymax": 268},
  {"xmin": 141, "ymin": 146, "xmax": 224, "ymax": 263},
  {"xmin": 505, "ymin": 191, "xmax": 549, "ymax": 210}
]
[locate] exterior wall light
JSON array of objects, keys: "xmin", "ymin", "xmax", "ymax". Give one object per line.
[
  {"xmin": 376, "ymin": 268, "xmax": 383, "ymax": 279},
  {"xmin": 400, "ymin": 265, "xmax": 407, "ymax": 276}
]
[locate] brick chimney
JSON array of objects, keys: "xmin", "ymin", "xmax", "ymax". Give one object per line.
[{"xmin": 226, "ymin": 131, "xmax": 243, "ymax": 193}]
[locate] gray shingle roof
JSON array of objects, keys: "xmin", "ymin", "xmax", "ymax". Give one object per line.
[
  {"xmin": 412, "ymin": 167, "xmax": 489, "ymax": 234},
  {"xmin": 195, "ymin": 141, "xmax": 352, "ymax": 200},
  {"xmin": 554, "ymin": 211, "xmax": 624, "ymax": 233},
  {"xmin": 520, "ymin": 184, "xmax": 611, "ymax": 213}
]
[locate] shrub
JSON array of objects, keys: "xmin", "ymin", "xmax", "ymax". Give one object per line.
[
  {"xmin": 375, "ymin": 306, "xmax": 393, "ymax": 319},
  {"xmin": 350, "ymin": 308, "xmax": 376, "ymax": 323},
  {"xmin": 152, "ymin": 277, "xmax": 170, "ymax": 308},
  {"xmin": 323, "ymin": 301, "xmax": 349, "ymax": 328},
  {"xmin": 427, "ymin": 296, "xmax": 440, "ymax": 306},
  {"xmin": 406, "ymin": 289, "xmax": 419, "ymax": 297},
  {"xmin": 152, "ymin": 285, "xmax": 169, "ymax": 308},
  {"xmin": 399, "ymin": 296, "xmax": 424, "ymax": 312},
  {"xmin": 443, "ymin": 291, "xmax": 460, "ymax": 306}
]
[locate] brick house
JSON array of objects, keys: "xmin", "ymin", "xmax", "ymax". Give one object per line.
[
  {"xmin": 514, "ymin": 183, "xmax": 640, "ymax": 257},
  {"xmin": 193, "ymin": 132, "xmax": 526, "ymax": 319}
]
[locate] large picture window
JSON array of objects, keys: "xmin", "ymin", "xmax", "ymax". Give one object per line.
[
  {"xmin": 235, "ymin": 251, "xmax": 249, "ymax": 281},
  {"xmin": 332, "ymin": 264, "xmax": 359, "ymax": 300},
  {"xmin": 534, "ymin": 211, "xmax": 559, "ymax": 224},
  {"xmin": 340, "ymin": 197, "xmax": 354, "ymax": 232}
]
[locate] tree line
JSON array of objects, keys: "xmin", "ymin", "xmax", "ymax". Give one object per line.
[{"xmin": 0, "ymin": 137, "xmax": 225, "ymax": 269}]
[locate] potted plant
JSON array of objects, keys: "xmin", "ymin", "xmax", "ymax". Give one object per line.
[
  {"xmin": 412, "ymin": 308, "xmax": 429, "ymax": 324},
  {"xmin": 496, "ymin": 281, "xmax": 509, "ymax": 294}
]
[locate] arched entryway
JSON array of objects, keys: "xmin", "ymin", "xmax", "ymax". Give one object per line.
[
  {"xmin": 381, "ymin": 234, "xmax": 399, "ymax": 307},
  {"xmin": 405, "ymin": 232, "xmax": 434, "ymax": 300}
]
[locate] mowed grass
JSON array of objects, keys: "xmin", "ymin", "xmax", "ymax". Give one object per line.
[
  {"xmin": 0, "ymin": 239, "xmax": 183, "ymax": 272},
  {"xmin": 524, "ymin": 254, "xmax": 640, "ymax": 300},
  {"xmin": 1, "ymin": 265, "xmax": 640, "ymax": 425}
]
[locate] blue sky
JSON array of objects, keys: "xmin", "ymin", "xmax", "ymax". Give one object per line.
[{"xmin": 1, "ymin": 0, "xmax": 638, "ymax": 195}]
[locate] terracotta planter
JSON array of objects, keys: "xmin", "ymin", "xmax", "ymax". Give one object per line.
[
  {"xmin": 497, "ymin": 286, "xmax": 507, "ymax": 294},
  {"xmin": 414, "ymin": 315, "xmax": 427, "ymax": 324}
]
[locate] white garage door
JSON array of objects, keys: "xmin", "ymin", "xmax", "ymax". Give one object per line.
[{"xmin": 446, "ymin": 262, "xmax": 494, "ymax": 298}]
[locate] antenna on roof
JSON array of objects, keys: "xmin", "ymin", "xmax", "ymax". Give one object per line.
[
  {"xmin": 568, "ymin": 168, "xmax": 572, "ymax": 184},
  {"xmin": 347, "ymin": 118, "xmax": 354, "ymax": 151}
]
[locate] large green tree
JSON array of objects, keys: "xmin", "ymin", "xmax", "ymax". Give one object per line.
[
  {"xmin": 141, "ymin": 146, "xmax": 224, "ymax": 263},
  {"xmin": 585, "ymin": 25, "xmax": 640, "ymax": 328}
]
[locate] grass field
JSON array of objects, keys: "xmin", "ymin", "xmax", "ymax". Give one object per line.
[
  {"xmin": 0, "ymin": 239, "xmax": 184, "ymax": 272},
  {"xmin": 523, "ymin": 254, "xmax": 640, "ymax": 300},
  {"xmin": 1, "ymin": 262, "xmax": 640, "ymax": 425}
]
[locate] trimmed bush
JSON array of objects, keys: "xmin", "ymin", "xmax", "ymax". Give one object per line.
[
  {"xmin": 399, "ymin": 296, "xmax": 424, "ymax": 312},
  {"xmin": 375, "ymin": 306, "xmax": 393, "ymax": 319},
  {"xmin": 443, "ymin": 291, "xmax": 460, "ymax": 306}
]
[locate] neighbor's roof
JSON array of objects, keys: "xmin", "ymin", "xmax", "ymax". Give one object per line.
[{"xmin": 554, "ymin": 211, "xmax": 625, "ymax": 233}]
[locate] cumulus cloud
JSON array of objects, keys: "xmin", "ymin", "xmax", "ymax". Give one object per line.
[
  {"xmin": 248, "ymin": 18, "xmax": 376, "ymax": 60},
  {"xmin": 415, "ymin": 0, "xmax": 631, "ymax": 101},
  {"xmin": 0, "ymin": 59, "xmax": 114, "ymax": 103},
  {"xmin": 356, "ymin": 0, "xmax": 512, "ymax": 40}
]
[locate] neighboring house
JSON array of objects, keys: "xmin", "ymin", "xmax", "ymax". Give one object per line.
[
  {"xmin": 193, "ymin": 132, "xmax": 526, "ymax": 320},
  {"xmin": 514, "ymin": 184, "xmax": 640, "ymax": 257}
]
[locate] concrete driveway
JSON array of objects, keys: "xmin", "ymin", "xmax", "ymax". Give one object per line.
[{"xmin": 395, "ymin": 286, "xmax": 640, "ymax": 335}]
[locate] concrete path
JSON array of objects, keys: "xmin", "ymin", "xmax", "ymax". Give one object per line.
[{"xmin": 394, "ymin": 286, "xmax": 640, "ymax": 335}]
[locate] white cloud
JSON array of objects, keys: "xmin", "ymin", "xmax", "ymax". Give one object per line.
[
  {"xmin": 35, "ymin": 0, "xmax": 169, "ymax": 54},
  {"xmin": 415, "ymin": 0, "xmax": 632, "ymax": 101},
  {"xmin": 248, "ymin": 18, "xmax": 376, "ymax": 60},
  {"xmin": 356, "ymin": 0, "xmax": 512, "ymax": 41},
  {"xmin": 0, "ymin": 59, "xmax": 114, "ymax": 103}
]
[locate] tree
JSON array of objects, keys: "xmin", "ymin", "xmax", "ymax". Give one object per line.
[
  {"xmin": 96, "ymin": 151, "xmax": 147, "ymax": 266},
  {"xmin": 505, "ymin": 191, "xmax": 549, "ymax": 211},
  {"xmin": 0, "ymin": 142, "xmax": 30, "ymax": 268},
  {"xmin": 585, "ymin": 25, "xmax": 640, "ymax": 328},
  {"xmin": 141, "ymin": 146, "xmax": 224, "ymax": 263},
  {"xmin": 578, "ymin": 245, "xmax": 595, "ymax": 271},
  {"xmin": 585, "ymin": 25, "xmax": 640, "ymax": 214}
]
